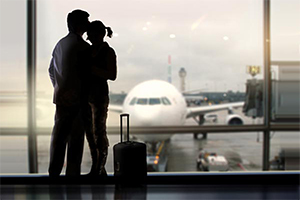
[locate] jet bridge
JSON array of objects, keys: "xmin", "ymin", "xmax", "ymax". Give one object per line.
[
  {"xmin": 271, "ymin": 61, "xmax": 300, "ymax": 122},
  {"xmin": 243, "ymin": 61, "xmax": 300, "ymax": 122}
]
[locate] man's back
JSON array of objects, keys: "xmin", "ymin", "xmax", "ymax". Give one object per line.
[{"xmin": 50, "ymin": 32, "xmax": 90, "ymax": 106}]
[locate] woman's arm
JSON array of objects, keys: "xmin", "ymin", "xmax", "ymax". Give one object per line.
[{"xmin": 91, "ymin": 48, "xmax": 117, "ymax": 81}]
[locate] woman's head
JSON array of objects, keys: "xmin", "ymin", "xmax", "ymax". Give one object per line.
[{"xmin": 87, "ymin": 20, "xmax": 113, "ymax": 44}]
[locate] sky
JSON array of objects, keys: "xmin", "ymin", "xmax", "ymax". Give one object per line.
[{"xmin": 0, "ymin": 0, "xmax": 299, "ymax": 94}]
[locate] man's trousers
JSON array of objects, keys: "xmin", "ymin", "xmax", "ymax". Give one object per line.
[{"xmin": 48, "ymin": 105, "xmax": 85, "ymax": 177}]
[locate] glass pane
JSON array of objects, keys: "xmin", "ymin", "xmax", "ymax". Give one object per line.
[
  {"xmin": 270, "ymin": 132, "xmax": 300, "ymax": 171},
  {"xmin": 270, "ymin": 0, "xmax": 300, "ymax": 123},
  {"xmin": 0, "ymin": 0, "xmax": 27, "ymax": 128},
  {"xmin": 36, "ymin": 0, "xmax": 265, "ymax": 173},
  {"xmin": 270, "ymin": 1, "xmax": 299, "ymax": 171},
  {"xmin": 37, "ymin": 0, "xmax": 264, "ymax": 128},
  {"xmin": 271, "ymin": 0, "xmax": 300, "ymax": 61},
  {"xmin": 167, "ymin": 133, "xmax": 263, "ymax": 172},
  {"xmin": 0, "ymin": 136, "xmax": 28, "ymax": 173},
  {"xmin": 0, "ymin": 0, "xmax": 28, "ymax": 174},
  {"xmin": 37, "ymin": 131, "xmax": 265, "ymax": 174}
]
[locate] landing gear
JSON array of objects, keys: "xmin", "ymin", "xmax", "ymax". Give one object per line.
[
  {"xmin": 193, "ymin": 114, "xmax": 208, "ymax": 140},
  {"xmin": 193, "ymin": 133, "xmax": 198, "ymax": 139}
]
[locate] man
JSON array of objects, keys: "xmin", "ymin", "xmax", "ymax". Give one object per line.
[{"xmin": 48, "ymin": 9, "xmax": 90, "ymax": 177}]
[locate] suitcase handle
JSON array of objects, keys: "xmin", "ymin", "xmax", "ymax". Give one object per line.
[{"xmin": 120, "ymin": 113, "xmax": 129, "ymax": 142}]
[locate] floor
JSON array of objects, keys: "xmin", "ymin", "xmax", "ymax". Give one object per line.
[
  {"xmin": 1, "ymin": 173, "xmax": 299, "ymax": 200},
  {"xmin": 1, "ymin": 184, "xmax": 299, "ymax": 200}
]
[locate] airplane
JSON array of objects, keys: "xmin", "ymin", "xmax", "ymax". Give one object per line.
[{"xmin": 109, "ymin": 79, "xmax": 244, "ymax": 142}]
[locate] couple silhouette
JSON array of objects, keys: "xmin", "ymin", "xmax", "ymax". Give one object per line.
[{"xmin": 48, "ymin": 9, "xmax": 117, "ymax": 177}]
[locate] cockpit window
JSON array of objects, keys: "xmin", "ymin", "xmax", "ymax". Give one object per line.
[
  {"xmin": 162, "ymin": 97, "xmax": 171, "ymax": 105},
  {"xmin": 149, "ymin": 98, "xmax": 161, "ymax": 105},
  {"xmin": 137, "ymin": 98, "xmax": 148, "ymax": 105},
  {"xmin": 131, "ymin": 97, "xmax": 170, "ymax": 105},
  {"xmin": 129, "ymin": 97, "xmax": 137, "ymax": 105}
]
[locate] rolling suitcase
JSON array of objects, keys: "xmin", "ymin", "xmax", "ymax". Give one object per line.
[{"xmin": 113, "ymin": 114, "xmax": 147, "ymax": 185}]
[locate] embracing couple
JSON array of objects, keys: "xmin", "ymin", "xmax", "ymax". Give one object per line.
[{"xmin": 48, "ymin": 9, "xmax": 117, "ymax": 177}]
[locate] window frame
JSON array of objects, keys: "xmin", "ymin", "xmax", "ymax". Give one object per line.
[{"xmin": 0, "ymin": 0, "xmax": 299, "ymax": 174}]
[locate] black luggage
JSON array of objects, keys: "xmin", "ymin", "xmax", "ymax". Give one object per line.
[{"xmin": 113, "ymin": 114, "xmax": 147, "ymax": 185}]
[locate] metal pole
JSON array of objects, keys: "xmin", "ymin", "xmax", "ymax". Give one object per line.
[
  {"xmin": 263, "ymin": 130, "xmax": 270, "ymax": 170},
  {"xmin": 27, "ymin": 0, "xmax": 38, "ymax": 173},
  {"xmin": 263, "ymin": 0, "xmax": 271, "ymax": 171}
]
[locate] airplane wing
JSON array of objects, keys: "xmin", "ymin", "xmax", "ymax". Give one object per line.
[
  {"xmin": 184, "ymin": 95, "xmax": 205, "ymax": 101},
  {"xmin": 108, "ymin": 104, "xmax": 123, "ymax": 113},
  {"xmin": 186, "ymin": 102, "xmax": 244, "ymax": 118}
]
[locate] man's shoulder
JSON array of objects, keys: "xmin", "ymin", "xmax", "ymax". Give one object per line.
[
  {"xmin": 54, "ymin": 33, "xmax": 73, "ymax": 50},
  {"xmin": 60, "ymin": 33, "xmax": 90, "ymax": 48},
  {"xmin": 57, "ymin": 33, "xmax": 72, "ymax": 43}
]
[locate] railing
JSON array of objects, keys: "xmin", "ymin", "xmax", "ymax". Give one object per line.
[{"xmin": 0, "ymin": 125, "xmax": 299, "ymax": 136}]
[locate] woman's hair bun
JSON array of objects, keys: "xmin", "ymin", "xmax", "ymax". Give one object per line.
[{"xmin": 106, "ymin": 27, "xmax": 113, "ymax": 38}]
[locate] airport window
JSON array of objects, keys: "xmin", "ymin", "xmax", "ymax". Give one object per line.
[
  {"xmin": 162, "ymin": 97, "xmax": 171, "ymax": 105},
  {"xmin": 129, "ymin": 97, "xmax": 137, "ymax": 105},
  {"xmin": 269, "ymin": 0, "xmax": 300, "ymax": 172},
  {"xmin": 0, "ymin": 0, "xmax": 29, "ymax": 173},
  {"xmin": 269, "ymin": 132, "xmax": 300, "ymax": 171},
  {"xmin": 0, "ymin": 0, "xmax": 27, "ymax": 128},
  {"xmin": 137, "ymin": 98, "xmax": 148, "ymax": 105},
  {"xmin": 149, "ymin": 98, "xmax": 161, "ymax": 105},
  {"xmin": 0, "ymin": 136, "xmax": 29, "ymax": 173},
  {"xmin": 0, "ymin": 0, "xmax": 299, "ymax": 174}
]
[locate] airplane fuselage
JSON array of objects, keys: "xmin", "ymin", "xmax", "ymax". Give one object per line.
[{"xmin": 114, "ymin": 79, "xmax": 244, "ymax": 142}]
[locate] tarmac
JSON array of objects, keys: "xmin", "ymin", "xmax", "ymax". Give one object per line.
[{"xmin": 1, "ymin": 108, "xmax": 299, "ymax": 174}]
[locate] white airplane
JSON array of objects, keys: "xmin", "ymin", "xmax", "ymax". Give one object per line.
[{"xmin": 109, "ymin": 79, "xmax": 244, "ymax": 142}]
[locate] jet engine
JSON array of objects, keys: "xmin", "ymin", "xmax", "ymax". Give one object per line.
[{"xmin": 226, "ymin": 114, "xmax": 244, "ymax": 125}]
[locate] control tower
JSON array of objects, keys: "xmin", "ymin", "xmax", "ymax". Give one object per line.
[{"xmin": 179, "ymin": 68, "xmax": 187, "ymax": 92}]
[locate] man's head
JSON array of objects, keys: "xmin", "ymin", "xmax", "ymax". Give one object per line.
[{"xmin": 67, "ymin": 9, "xmax": 90, "ymax": 35}]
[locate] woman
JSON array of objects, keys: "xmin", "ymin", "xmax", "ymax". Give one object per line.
[{"xmin": 85, "ymin": 20, "xmax": 117, "ymax": 176}]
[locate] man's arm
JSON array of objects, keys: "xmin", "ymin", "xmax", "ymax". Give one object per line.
[
  {"xmin": 49, "ymin": 58, "xmax": 56, "ymax": 87},
  {"xmin": 91, "ymin": 48, "xmax": 117, "ymax": 81}
]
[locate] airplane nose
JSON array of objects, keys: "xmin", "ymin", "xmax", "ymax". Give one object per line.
[{"xmin": 131, "ymin": 107, "xmax": 161, "ymax": 126}]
